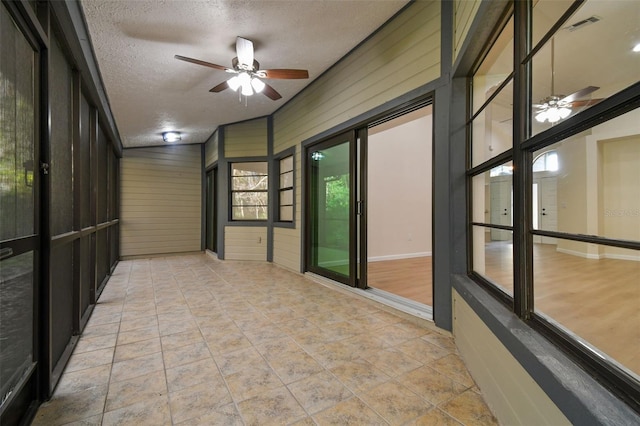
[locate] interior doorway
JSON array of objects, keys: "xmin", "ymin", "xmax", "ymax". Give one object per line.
[{"xmin": 366, "ymin": 106, "xmax": 433, "ymax": 306}]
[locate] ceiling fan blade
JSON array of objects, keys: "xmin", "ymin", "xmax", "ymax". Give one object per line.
[
  {"xmin": 209, "ymin": 81, "xmax": 229, "ymax": 93},
  {"xmin": 259, "ymin": 69, "xmax": 309, "ymax": 79},
  {"xmin": 174, "ymin": 55, "xmax": 229, "ymax": 71},
  {"xmin": 560, "ymin": 86, "xmax": 599, "ymax": 104},
  {"xmin": 570, "ymin": 98, "xmax": 603, "ymax": 108},
  {"xmin": 236, "ymin": 37, "xmax": 254, "ymax": 68},
  {"xmin": 261, "ymin": 82, "xmax": 282, "ymax": 100}
]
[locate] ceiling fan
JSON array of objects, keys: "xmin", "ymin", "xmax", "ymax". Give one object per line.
[
  {"xmin": 533, "ymin": 37, "xmax": 600, "ymax": 123},
  {"xmin": 175, "ymin": 37, "xmax": 309, "ymax": 101}
]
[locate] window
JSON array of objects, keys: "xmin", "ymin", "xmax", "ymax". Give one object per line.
[
  {"xmin": 278, "ymin": 154, "xmax": 294, "ymax": 222},
  {"xmin": 468, "ymin": 0, "xmax": 640, "ymax": 408},
  {"xmin": 230, "ymin": 162, "xmax": 268, "ymax": 220}
]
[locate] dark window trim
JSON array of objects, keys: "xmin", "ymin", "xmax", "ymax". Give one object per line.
[
  {"xmin": 466, "ymin": 0, "xmax": 640, "ymax": 412},
  {"xmin": 274, "ymin": 146, "xmax": 296, "ymax": 228},
  {"xmin": 229, "ymin": 160, "xmax": 268, "ymax": 222}
]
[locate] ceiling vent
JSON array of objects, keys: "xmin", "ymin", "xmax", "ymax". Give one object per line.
[{"xmin": 564, "ymin": 16, "xmax": 601, "ymax": 31}]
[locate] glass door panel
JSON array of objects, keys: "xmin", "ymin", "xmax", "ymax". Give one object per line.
[{"xmin": 307, "ymin": 132, "xmax": 354, "ymax": 285}]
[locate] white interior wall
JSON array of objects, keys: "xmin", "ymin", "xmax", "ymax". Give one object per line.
[{"xmin": 367, "ymin": 107, "xmax": 432, "ymax": 260}]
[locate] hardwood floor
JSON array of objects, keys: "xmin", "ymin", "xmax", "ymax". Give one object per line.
[
  {"xmin": 367, "ymin": 257, "xmax": 432, "ymax": 306},
  {"xmin": 482, "ymin": 242, "xmax": 640, "ymax": 377}
]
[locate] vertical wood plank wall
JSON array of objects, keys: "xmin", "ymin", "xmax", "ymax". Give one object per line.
[
  {"xmin": 453, "ymin": 290, "xmax": 571, "ymax": 425},
  {"xmin": 205, "ymin": 130, "xmax": 218, "ymax": 168},
  {"xmin": 453, "ymin": 0, "xmax": 481, "ymax": 63},
  {"xmin": 271, "ymin": 0, "xmax": 441, "ymax": 272},
  {"xmin": 120, "ymin": 145, "xmax": 201, "ymax": 257}
]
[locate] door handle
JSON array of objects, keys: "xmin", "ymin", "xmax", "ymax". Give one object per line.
[{"xmin": 0, "ymin": 247, "xmax": 13, "ymax": 260}]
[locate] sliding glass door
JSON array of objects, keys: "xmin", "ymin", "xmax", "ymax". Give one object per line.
[
  {"xmin": 306, "ymin": 131, "xmax": 357, "ymax": 286},
  {"xmin": 0, "ymin": 3, "xmax": 39, "ymax": 422}
]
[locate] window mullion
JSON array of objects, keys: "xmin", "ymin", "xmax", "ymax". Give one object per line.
[{"xmin": 512, "ymin": 0, "xmax": 533, "ymax": 319}]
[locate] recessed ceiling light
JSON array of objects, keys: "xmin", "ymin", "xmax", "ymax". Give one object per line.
[
  {"xmin": 162, "ymin": 131, "xmax": 181, "ymax": 143},
  {"xmin": 633, "ymin": 43, "xmax": 640, "ymax": 53}
]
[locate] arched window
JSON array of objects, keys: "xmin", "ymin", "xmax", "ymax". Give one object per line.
[{"xmin": 532, "ymin": 150, "xmax": 558, "ymax": 172}]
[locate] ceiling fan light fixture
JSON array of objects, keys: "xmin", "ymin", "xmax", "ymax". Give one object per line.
[
  {"xmin": 251, "ymin": 78, "xmax": 265, "ymax": 93},
  {"xmin": 228, "ymin": 76, "xmax": 241, "ymax": 91},
  {"xmin": 535, "ymin": 106, "xmax": 571, "ymax": 124},
  {"xmin": 633, "ymin": 43, "xmax": 640, "ymax": 53}
]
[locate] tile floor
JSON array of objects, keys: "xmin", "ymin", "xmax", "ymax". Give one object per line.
[{"xmin": 32, "ymin": 254, "xmax": 498, "ymax": 425}]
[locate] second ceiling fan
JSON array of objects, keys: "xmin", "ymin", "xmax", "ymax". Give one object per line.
[{"xmin": 175, "ymin": 37, "xmax": 309, "ymax": 100}]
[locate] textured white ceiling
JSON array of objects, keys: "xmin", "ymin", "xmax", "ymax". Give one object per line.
[{"xmin": 80, "ymin": 0, "xmax": 410, "ymax": 148}]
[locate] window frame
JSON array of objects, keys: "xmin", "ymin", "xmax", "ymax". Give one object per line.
[
  {"xmin": 229, "ymin": 160, "xmax": 269, "ymax": 222},
  {"xmin": 273, "ymin": 147, "xmax": 296, "ymax": 228},
  {"xmin": 466, "ymin": 0, "xmax": 640, "ymax": 410}
]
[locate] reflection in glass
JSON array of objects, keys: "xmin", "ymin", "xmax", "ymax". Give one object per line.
[
  {"xmin": 231, "ymin": 162, "xmax": 268, "ymax": 220},
  {"xmin": 531, "ymin": 108, "xmax": 640, "ymax": 241},
  {"xmin": 0, "ymin": 252, "xmax": 34, "ymax": 401},
  {"xmin": 534, "ymin": 240, "xmax": 640, "ymax": 379},
  {"xmin": 472, "ymin": 225, "xmax": 513, "ymax": 295},
  {"xmin": 530, "ymin": 0, "xmax": 640, "ymax": 135},
  {"xmin": 472, "ymin": 16, "xmax": 513, "ymax": 115},
  {"xmin": 471, "ymin": 79, "xmax": 513, "ymax": 167},
  {"xmin": 472, "ymin": 164, "xmax": 513, "ymax": 226},
  {"xmin": 532, "ymin": 0, "xmax": 574, "ymax": 48},
  {"xmin": 309, "ymin": 141, "xmax": 351, "ymax": 278}
]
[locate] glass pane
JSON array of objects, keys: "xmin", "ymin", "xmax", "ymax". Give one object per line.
[
  {"xmin": 471, "ymin": 79, "xmax": 513, "ymax": 167},
  {"xmin": 531, "ymin": 108, "xmax": 640, "ymax": 242},
  {"xmin": 0, "ymin": 251, "xmax": 34, "ymax": 400},
  {"xmin": 534, "ymin": 239, "xmax": 640, "ymax": 379},
  {"xmin": 309, "ymin": 140, "xmax": 351, "ymax": 278},
  {"xmin": 532, "ymin": 0, "xmax": 574, "ymax": 48},
  {"xmin": 280, "ymin": 155, "xmax": 293, "ymax": 173},
  {"xmin": 97, "ymin": 126, "xmax": 109, "ymax": 223},
  {"xmin": 280, "ymin": 189, "xmax": 293, "ymax": 206},
  {"xmin": 232, "ymin": 191, "xmax": 267, "ymax": 208},
  {"xmin": 280, "ymin": 171, "xmax": 294, "ymax": 188},
  {"xmin": 471, "ymin": 163, "xmax": 513, "ymax": 225},
  {"xmin": 0, "ymin": 7, "xmax": 35, "ymax": 241},
  {"xmin": 531, "ymin": 0, "xmax": 640, "ymax": 136},
  {"xmin": 50, "ymin": 33, "xmax": 74, "ymax": 235},
  {"xmin": 232, "ymin": 162, "xmax": 267, "ymax": 176},
  {"xmin": 473, "ymin": 16, "xmax": 513, "ymax": 115},
  {"xmin": 472, "ymin": 225, "xmax": 513, "ymax": 296},
  {"xmin": 280, "ymin": 206, "xmax": 293, "ymax": 222},
  {"xmin": 80, "ymin": 94, "xmax": 92, "ymax": 228},
  {"xmin": 232, "ymin": 206, "xmax": 267, "ymax": 220},
  {"xmin": 231, "ymin": 174, "xmax": 268, "ymax": 191}
]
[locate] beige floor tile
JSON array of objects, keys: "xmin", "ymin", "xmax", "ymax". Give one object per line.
[
  {"xmin": 31, "ymin": 385, "xmax": 107, "ymax": 426},
  {"xmin": 74, "ymin": 333, "xmax": 118, "ymax": 354},
  {"xmin": 118, "ymin": 313, "xmax": 158, "ymax": 332},
  {"xmin": 110, "ymin": 351, "xmax": 164, "ymax": 383},
  {"xmin": 225, "ymin": 364, "xmax": 285, "ymax": 402},
  {"xmin": 162, "ymin": 340, "xmax": 212, "ymax": 369},
  {"xmin": 268, "ymin": 348, "xmax": 325, "ymax": 384},
  {"xmin": 174, "ymin": 402, "xmax": 243, "ymax": 425},
  {"xmin": 329, "ymin": 359, "xmax": 391, "ymax": 393},
  {"xmin": 439, "ymin": 389, "xmax": 498, "ymax": 425},
  {"xmin": 64, "ymin": 347, "xmax": 114, "ymax": 373},
  {"xmin": 60, "ymin": 413, "xmax": 103, "ymax": 425},
  {"xmin": 397, "ymin": 365, "xmax": 468, "ymax": 405},
  {"xmin": 366, "ymin": 347, "xmax": 424, "ymax": 377},
  {"xmin": 407, "ymin": 408, "xmax": 464, "ymax": 426},
  {"xmin": 116, "ymin": 324, "xmax": 160, "ymax": 346},
  {"xmin": 236, "ymin": 386, "xmax": 307, "ymax": 426},
  {"xmin": 114, "ymin": 336, "xmax": 162, "ymax": 362},
  {"xmin": 160, "ymin": 328, "xmax": 204, "ymax": 350},
  {"xmin": 102, "ymin": 395, "xmax": 172, "ymax": 426},
  {"xmin": 396, "ymin": 337, "xmax": 451, "ymax": 363},
  {"xmin": 105, "ymin": 369, "xmax": 167, "ymax": 412},
  {"xmin": 214, "ymin": 345, "xmax": 268, "ymax": 376},
  {"xmin": 287, "ymin": 370, "xmax": 353, "ymax": 414},
  {"xmin": 168, "ymin": 380, "xmax": 233, "ymax": 424},
  {"xmin": 55, "ymin": 364, "xmax": 111, "ymax": 396},
  {"xmin": 360, "ymin": 380, "xmax": 433, "ymax": 424},
  {"xmin": 165, "ymin": 357, "xmax": 222, "ymax": 393},
  {"xmin": 312, "ymin": 396, "xmax": 387, "ymax": 425},
  {"xmin": 80, "ymin": 321, "xmax": 121, "ymax": 338},
  {"xmin": 429, "ymin": 354, "xmax": 475, "ymax": 387}
]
